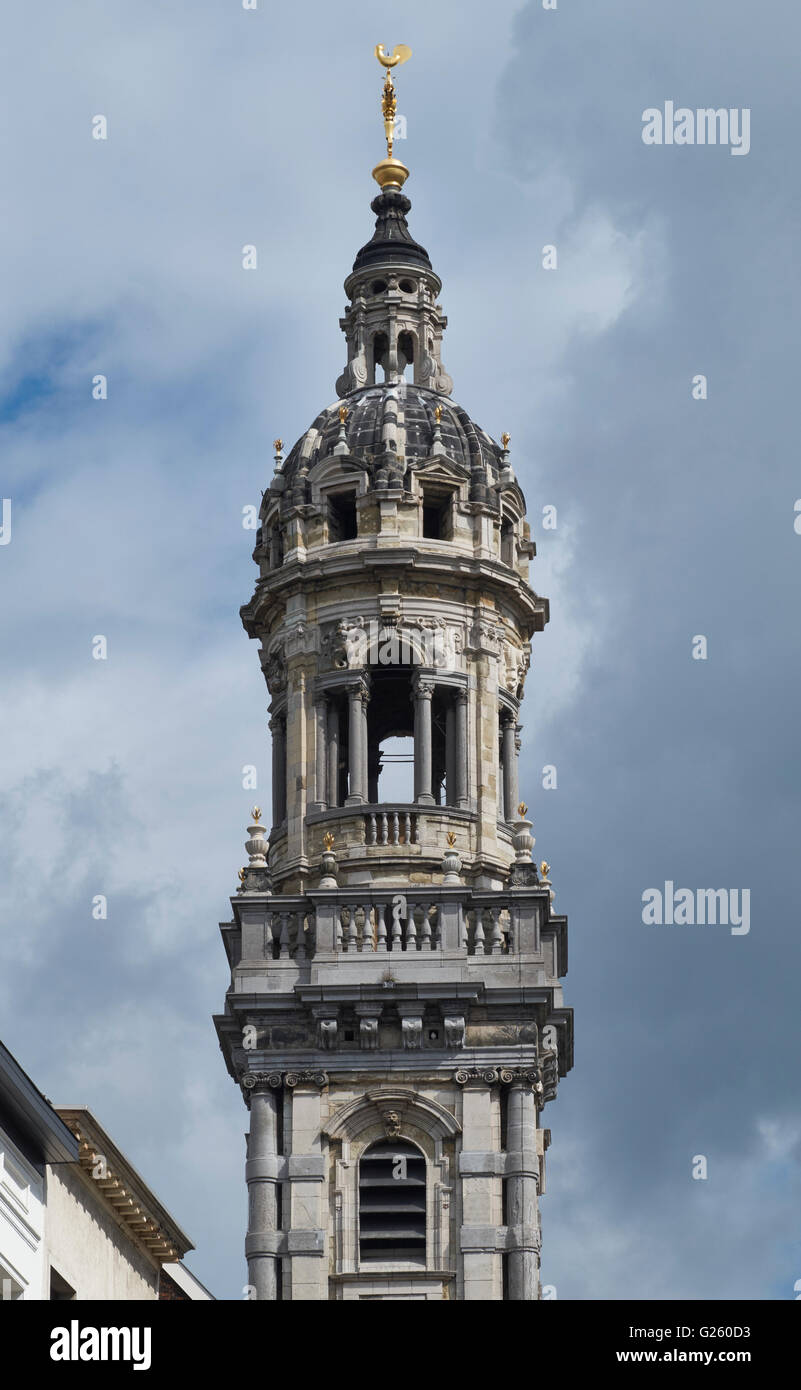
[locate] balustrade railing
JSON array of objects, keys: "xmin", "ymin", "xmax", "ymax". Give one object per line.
[
  {"xmin": 464, "ymin": 904, "xmax": 513, "ymax": 955},
  {"xmin": 264, "ymin": 908, "xmax": 315, "ymax": 961},
  {"xmin": 248, "ymin": 889, "xmax": 547, "ymax": 964},
  {"xmin": 334, "ymin": 898, "xmax": 440, "ymax": 952},
  {"xmin": 364, "ymin": 809, "xmax": 418, "ymax": 847}
]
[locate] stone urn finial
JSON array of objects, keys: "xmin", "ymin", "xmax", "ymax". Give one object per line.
[
  {"xmin": 512, "ymin": 805, "xmax": 535, "ymax": 862},
  {"xmin": 245, "ymin": 808, "xmax": 268, "ymax": 868},
  {"xmin": 442, "ymin": 830, "xmax": 462, "ymax": 886},
  {"xmin": 319, "ymin": 832, "xmax": 339, "ymax": 889}
]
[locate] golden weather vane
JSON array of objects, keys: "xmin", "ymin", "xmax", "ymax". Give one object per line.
[{"xmin": 372, "ymin": 44, "xmax": 412, "ymax": 191}]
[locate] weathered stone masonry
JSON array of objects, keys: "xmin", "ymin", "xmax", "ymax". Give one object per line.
[{"xmin": 214, "ymin": 74, "xmax": 573, "ymax": 1300}]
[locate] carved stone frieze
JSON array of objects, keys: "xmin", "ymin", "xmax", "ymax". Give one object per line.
[
  {"xmin": 260, "ymin": 647, "xmax": 287, "ymax": 694},
  {"xmin": 501, "ymin": 639, "xmax": 531, "ymax": 696},
  {"xmin": 320, "ymin": 616, "xmax": 464, "ymax": 674}
]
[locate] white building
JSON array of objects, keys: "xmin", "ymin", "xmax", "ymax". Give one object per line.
[{"xmin": 0, "ymin": 1041, "xmax": 211, "ymax": 1300}]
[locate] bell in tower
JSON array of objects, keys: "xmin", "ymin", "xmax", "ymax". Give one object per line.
[{"xmin": 214, "ymin": 44, "xmax": 573, "ymax": 1302}]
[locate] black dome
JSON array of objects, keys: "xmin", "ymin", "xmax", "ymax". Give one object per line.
[
  {"xmin": 351, "ymin": 190, "xmax": 432, "ymax": 275},
  {"xmin": 281, "ymin": 384, "xmax": 504, "ymax": 483}
]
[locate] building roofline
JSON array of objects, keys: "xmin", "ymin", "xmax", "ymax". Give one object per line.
[
  {"xmin": 161, "ymin": 1261, "xmax": 216, "ymax": 1300},
  {"xmin": 0, "ymin": 1040, "xmax": 79, "ymax": 1165},
  {"xmin": 55, "ymin": 1107, "xmax": 194, "ymax": 1260}
]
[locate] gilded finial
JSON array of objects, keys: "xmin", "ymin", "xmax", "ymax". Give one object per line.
[
  {"xmin": 338, "ymin": 404, "xmax": 348, "ymax": 425},
  {"xmin": 434, "ymin": 404, "xmax": 443, "ymax": 424},
  {"xmin": 238, "ymin": 867, "xmax": 246, "ymax": 882},
  {"xmin": 446, "ymin": 831, "xmax": 457, "ymax": 848},
  {"xmin": 372, "ymin": 44, "xmax": 412, "ymax": 191},
  {"xmin": 540, "ymin": 861, "xmax": 550, "ymax": 879},
  {"xmin": 518, "ymin": 802, "xmax": 528, "ymax": 817},
  {"xmin": 323, "ymin": 831, "xmax": 335, "ymax": 852},
  {"xmin": 501, "ymin": 432, "xmax": 511, "ymax": 450},
  {"xmin": 251, "ymin": 806, "xmax": 261, "ymax": 822},
  {"xmin": 273, "ymin": 439, "xmax": 283, "ymax": 454}
]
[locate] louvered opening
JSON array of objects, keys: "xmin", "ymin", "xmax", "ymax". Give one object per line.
[{"xmin": 359, "ymin": 1140, "xmax": 426, "ymax": 1266}]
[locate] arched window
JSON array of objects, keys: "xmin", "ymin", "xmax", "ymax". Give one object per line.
[
  {"xmin": 398, "ymin": 331, "xmax": 415, "ymax": 381},
  {"xmin": 373, "ymin": 332, "xmax": 388, "ymax": 383},
  {"xmin": 328, "ymin": 489, "xmax": 358, "ymax": 541},
  {"xmin": 376, "ymin": 735, "xmax": 414, "ymax": 803},
  {"xmin": 359, "ymin": 1139, "xmax": 426, "ymax": 1266},
  {"xmin": 269, "ymin": 523, "xmax": 283, "ymax": 570},
  {"xmin": 422, "ymin": 484, "xmax": 454, "ymax": 540},
  {"xmin": 366, "ymin": 667, "xmax": 415, "ymax": 803}
]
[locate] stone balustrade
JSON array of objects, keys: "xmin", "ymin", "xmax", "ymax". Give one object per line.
[
  {"xmin": 241, "ymin": 886, "xmax": 561, "ymax": 966},
  {"xmin": 364, "ymin": 808, "xmax": 418, "ymax": 847}
]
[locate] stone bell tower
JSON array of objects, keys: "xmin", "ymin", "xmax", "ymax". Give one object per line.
[{"xmin": 214, "ymin": 44, "xmax": 573, "ymax": 1301}]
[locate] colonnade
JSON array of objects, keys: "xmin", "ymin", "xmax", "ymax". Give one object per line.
[{"xmin": 269, "ymin": 678, "xmax": 521, "ymax": 826}]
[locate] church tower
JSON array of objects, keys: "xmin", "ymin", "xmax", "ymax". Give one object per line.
[{"xmin": 214, "ymin": 46, "xmax": 573, "ymax": 1301}]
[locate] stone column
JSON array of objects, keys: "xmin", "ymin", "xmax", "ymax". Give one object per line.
[
  {"xmin": 455, "ymin": 689, "xmax": 469, "ymax": 808},
  {"xmin": 327, "ymin": 701, "xmax": 339, "ymax": 809},
  {"xmin": 413, "ymin": 677, "xmax": 435, "ymax": 805},
  {"xmin": 505, "ymin": 1081, "xmax": 540, "ymax": 1301},
  {"xmin": 360, "ymin": 682, "xmax": 370, "ymax": 800},
  {"xmin": 345, "ymin": 678, "xmax": 369, "ymax": 805},
  {"xmin": 313, "ymin": 697, "xmax": 328, "ymax": 810},
  {"xmin": 501, "ymin": 713, "xmax": 518, "ymax": 821},
  {"xmin": 270, "ymin": 715, "xmax": 287, "ymax": 827},
  {"xmin": 245, "ymin": 1082, "xmax": 280, "ymax": 1300}
]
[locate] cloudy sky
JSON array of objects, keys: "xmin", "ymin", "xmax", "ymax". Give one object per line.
[{"xmin": 1, "ymin": 0, "xmax": 799, "ymax": 1299}]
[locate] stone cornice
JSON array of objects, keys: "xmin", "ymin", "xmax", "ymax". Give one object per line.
[
  {"xmin": 241, "ymin": 550, "xmax": 544, "ymax": 639},
  {"xmin": 56, "ymin": 1108, "xmax": 192, "ymax": 1265}
]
